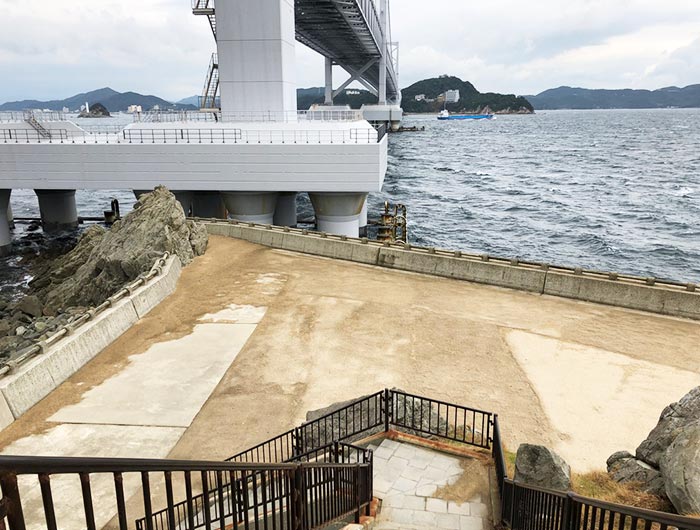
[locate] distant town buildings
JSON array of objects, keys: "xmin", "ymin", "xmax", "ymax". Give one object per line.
[
  {"xmin": 445, "ymin": 89, "xmax": 460, "ymax": 103},
  {"xmin": 345, "ymin": 89, "xmax": 361, "ymax": 95},
  {"xmin": 414, "ymin": 94, "xmax": 426, "ymax": 102},
  {"xmin": 127, "ymin": 105, "xmax": 143, "ymax": 114}
]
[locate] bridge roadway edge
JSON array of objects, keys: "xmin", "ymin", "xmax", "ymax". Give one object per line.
[
  {"xmin": 203, "ymin": 221, "xmax": 700, "ymax": 321},
  {"xmin": 0, "ymin": 256, "xmax": 183, "ymax": 430}
]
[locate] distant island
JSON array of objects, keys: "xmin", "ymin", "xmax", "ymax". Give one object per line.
[
  {"xmin": 401, "ymin": 76, "xmax": 534, "ymax": 114},
  {"xmin": 0, "ymin": 87, "xmax": 197, "ymax": 113},
  {"xmin": 527, "ymin": 85, "xmax": 700, "ymax": 110},
  {"xmin": 296, "ymin": 76, "xmax": 534, "ymax": 114}
]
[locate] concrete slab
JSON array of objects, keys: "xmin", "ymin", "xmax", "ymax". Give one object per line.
[
  {"xmin": 507, "ymin": 330, "xmax": 700, "ymax": 471},
  {"xmin": 199, "ymin": 304, "xmax": 267, "ymax": 324},
  {"xmin": 48, "ymin": 322, "xmax": 258, "ymax": 427},
  {"xmin": 1, "ymin": 423, "xmax": 184, "ymax": 530}
]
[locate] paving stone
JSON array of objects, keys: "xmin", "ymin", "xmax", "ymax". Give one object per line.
[
  {"xmin": 470, "ymin": 503, "xmax": 489, "ymax": 517},
  {"xmin": 426, "ymin": 498, "xmax": 448, "ymax": 513},
  {"xmin": 391, "ymin": 508, "xmax": 417, "ymax": 524},
  {"xmin": 400, "ymin": 465, "xmax": 426, "ymax": 482},
  {"xmin": 394, "ymin": 443, "xmax": 418, "ymax": 459},
  {"xmin": 415, "ymin": 483, "xmax": 438, "ymax": 497},
  {"xmin": 402, "ymin": 495, "xmax": 426, "ymax": 511},
  {"xmin": 448, "ymin": 501, "xmax": 471, "ymax": 516},
  {"xmin": 374, "ymin": 477, "xmax": 394, "ymax": 496},
  {"xmin": 437, "ymin": 513, "xmax": 462, "ymax": 529},
  {"xmin": 412, "ymin": 510, "xmax": 438, "ymax": 526},
  {"xmin": 375, "ymin": 445, "xmax": 398, "ymax": 460},
  {"xmin": 460, "ymin": 515, "xmax": 484, "ymax": 530},
  {"xmin": 431, "ymin": 454, "xmax": 461, "ymax": 471},
  {"xmin": 379, "ymin": 438, "xmax": 402, "ymax": 452},
  {"xmin": 393, "ymin": 477, "xmax": 418, "ymax": 493}
]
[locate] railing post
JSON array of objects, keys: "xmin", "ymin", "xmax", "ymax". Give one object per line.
[
  {"xmin": 384, "ymin": 388, "xmax": 391, "ymax": 432},
  {"xmin": 354, "ymin": 464, "xmax": 361, "ymax": 524},
  {"xmin": 0, "ymin": 472, "xmax": 27, "ymax": 530},
  {"xmin": 562, "ymin": 493, "xmax": 574, "ymax": 530},
  {"xmin": 290, "ymin": 465, "xmax": 305, "ymax": 530}
]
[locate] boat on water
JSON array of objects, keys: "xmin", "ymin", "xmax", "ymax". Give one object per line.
[{"xmin": 437, "ymin": 110, "xmax": 494, "ymax": 120}]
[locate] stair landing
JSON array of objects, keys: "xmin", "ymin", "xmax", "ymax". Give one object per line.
[{"xmin": 368, "ymin": 438, "xmax": 493, "ymax": 530}]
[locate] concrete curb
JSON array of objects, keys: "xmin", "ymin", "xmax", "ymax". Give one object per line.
[
  {"xmin": 0, "ymin": 256, "xmax": 182, "ymax": 429},
  {"xmin": 204, "ymin": 221, "xmax": 700, "ymax": 321}
]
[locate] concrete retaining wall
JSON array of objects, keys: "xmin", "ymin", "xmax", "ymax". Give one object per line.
[
  {"xmin": 0, "ymin": 256, "xmax": 182, "ymax": 428},
  {"xmin": 205, "ymin": 221, "xmax": 700, "ymax": 320}
]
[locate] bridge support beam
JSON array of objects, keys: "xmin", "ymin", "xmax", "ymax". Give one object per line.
[
  {"xmin": 35, "ymin": 189, "xmax": 78, "ymax": 231},
  {"xmin": 273, "ymin": 192, "xmax": 297, "ymax": 227},
  {"xmin": 309, "ymin": 192, "xmax": 367, "ymax": 237},
  {"xmin": 325, "ymin": 58, "xmax": 334, "ymax": 105},
  {"xmin": 0, "ymin": 190, "xmax": 11, "ymax": 257},
  {"xmin": 379, "ymin": 0, "xmax": 388, "ymax": 105},
  {"xmin": 222, "ymin": 192, "xmax": 278, "ymax": 224},
  {"xmin": 333, "ymin": 60, "xmax": 379, "ymax": 99}
]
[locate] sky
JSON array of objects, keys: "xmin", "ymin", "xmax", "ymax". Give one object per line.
[{"xmin": 0, "ymin": 0, "xmax": 699, "ymax": 103}]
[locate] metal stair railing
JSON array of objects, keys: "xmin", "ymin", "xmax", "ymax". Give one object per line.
[
  {"xmin": 23, "ymin": 112, "xmax": 51, "ymax": 139},
  {"xmin": 0, "ymin": 454, "xmax": 372, "ymax": 530},
  {"xmin": 192, "ymin": 0, "xmax": 216, "ymax": 38},
  {"xmin": 200, "ymin": 53, "xmax": 219, "ymax": 110}
]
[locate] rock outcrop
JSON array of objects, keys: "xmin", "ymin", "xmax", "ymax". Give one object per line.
[
  {"xmin": 607, "ymin": 386, "xmax": 700, "ymax": 513},
  {"xmin": 514, "ymin": 444, "xmax": 572, "ymax": 491},
  {"xmin": 659, "ymin": 422, "xmax": 700, "ymax": 515},
  {"xmin": 637, "ymin": 387, "xmax": 700, "ymax": 467},
  {"xmin": 0, "ymin": 186, "xmax": 208, "ymax": 360}
]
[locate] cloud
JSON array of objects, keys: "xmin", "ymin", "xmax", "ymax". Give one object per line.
[{"xmin": 0, "ymin": 0, "xmax": 699, "ymax": 102}]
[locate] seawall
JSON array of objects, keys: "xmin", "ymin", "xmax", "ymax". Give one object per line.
[
  {"xmin": 0, "ymin": 255, "xmax": 182, "ymax": 429},
  {"xmin": 203, "ymin": 220, "xmax": 699, "ymax": 321}
]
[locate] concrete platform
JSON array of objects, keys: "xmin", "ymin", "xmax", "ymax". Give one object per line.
[{"xmin": 0, "ymin": 235, "xmax": 697, "ymax": 530}]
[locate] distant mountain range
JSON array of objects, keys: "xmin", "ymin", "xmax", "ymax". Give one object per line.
[
  {"xmin": 7, "ymin": 82, "xmax": 700, "ymax": 114},
  {"xmin": 0, "ymin": 88, "xmax": 197, "ymax": 112},
  {"xmin": 527, "ymin": 85, "xmax": 700, "ymax": 110}
]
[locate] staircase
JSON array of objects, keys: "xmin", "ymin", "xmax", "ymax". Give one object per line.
[
  {"xmin": 200, "ymin": 53, "xmax": 220, "ymax": 110},
  {"xmin": 192, "ymin": 0, "xmax": 216, "ymax": 38},
  {"xmin": 24, "ymin": 112, "xmax": 51, "ymax": 139}
]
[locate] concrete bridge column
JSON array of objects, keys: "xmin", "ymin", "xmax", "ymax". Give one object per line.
[
  {"xmin": 359, "ymin": 200, "xmax": 368, "ymax": 228},
  {"xmin": 216, "ymin": 0, "xmax": 297, "ymax": 114},
  {"xmin": 273, "ymin": 192, "xmax": 297, "ymax": 227},
  {"xmin": 35, "ymin": 189, "xmax": 78, "ymax": 231},
  {"xmin": 0, "ymin": 190, "xmax": 11, "ymax": 257},
  {"xmin": 309, "ymin": 192, "xmax": 367, "ymax": 237},
  {"xmin": 192, "ymin": 192, "xmax": 227, "ymax": 219},
  {"xmin": 222, "ymin": 192, "xmax": 278, "ymax": 224}
]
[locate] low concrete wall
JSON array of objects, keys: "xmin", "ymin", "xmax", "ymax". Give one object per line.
[
  {"xmin": 0, "ymin": 256, "xmax": 182, "ymax": 428},
  {"xmin": 205, "ymin": 221, "xmax": 700, "ymax": 320}
]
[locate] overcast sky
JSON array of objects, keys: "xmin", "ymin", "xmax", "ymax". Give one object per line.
[{"xmin": 1, "ymin": 0, "xmax": 699, "ymax": 103}]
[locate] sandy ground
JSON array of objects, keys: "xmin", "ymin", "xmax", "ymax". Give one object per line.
[{"xmin": 1, "ymin": 234, "xmax": 699, "ymax": 474}]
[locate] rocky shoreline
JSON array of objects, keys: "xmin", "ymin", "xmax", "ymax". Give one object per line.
[{"xmin": 0, "ymin": 187, "xmax": 208, "ymax": 362}]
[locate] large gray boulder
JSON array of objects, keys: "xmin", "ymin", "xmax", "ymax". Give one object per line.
[
  {"xmin": 514, "ymin": 444, "xmax": 572, "ymax": 491},
  {"xmin": 659, "ymin": 422, "xmax": 700, "ymax": 515},
  {"xmin": 637, "ymin": 387, "xmax": 700, "ymax": 468},
  {"xmin": 29, "ymin": 186, "xmax": 208, "ymax": 313},
  {"xmin": 607, "ymin": 451, "xmax": 666, "ymax": 496}
]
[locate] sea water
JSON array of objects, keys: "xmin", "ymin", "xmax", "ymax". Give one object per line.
[{"xmin": 1, "ymin": 108, "xmax": 698, "ymax": 299}]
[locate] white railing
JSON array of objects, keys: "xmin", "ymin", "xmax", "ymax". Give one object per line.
[
  {"xmin": 0, "ymin": 127, "xmax": 382, "ymax": 145},
  {"xmin": 0, "ymin": 111, "xmax": 67, "ymax": 123},
  {"xmin": 134, "ymin": 109, "xmax": 365, "ymax": 124}
]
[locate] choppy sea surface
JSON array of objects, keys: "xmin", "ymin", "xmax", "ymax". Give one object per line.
[{"xmin": 1, "ymin": 109, "xmax": 699, "ymax": 298}]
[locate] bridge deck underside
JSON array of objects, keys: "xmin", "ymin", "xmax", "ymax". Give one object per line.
[{"xmin": 295, "ymin": 0, "xmax": 399, "ymax": 102}]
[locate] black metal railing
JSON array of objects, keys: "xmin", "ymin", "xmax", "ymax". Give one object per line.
[
  {"xmin": 0, "ymin": 454, "xmax": 372, "ymax": 530},
  {"xmin": 491, "ymin": 415, "xmax": 700, "ymax": 530}
]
